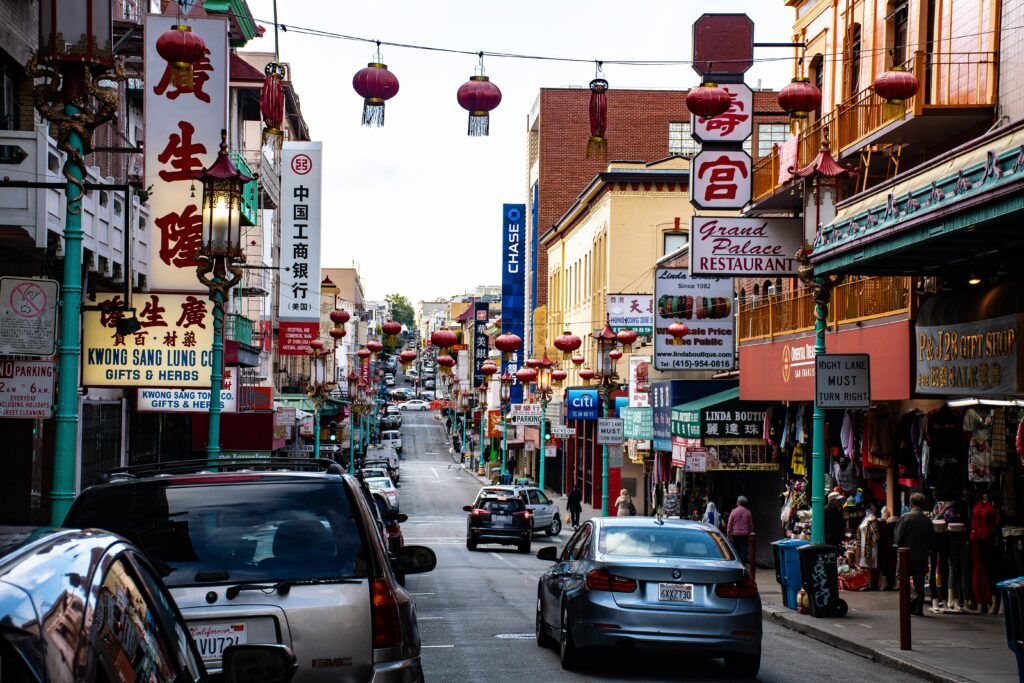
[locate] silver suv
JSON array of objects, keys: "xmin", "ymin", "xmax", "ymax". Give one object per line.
[
  {"xmin": 478, "ymin": 485, "xmax": 562, "ymax": 536},
  {"xmin": 66, "ymin": 457, "xmax": 436, "ymax": 682}
]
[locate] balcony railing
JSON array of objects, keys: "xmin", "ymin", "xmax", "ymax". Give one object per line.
[
  {"xmin": 752, "ymin": 51, "xmax": 997, "ymax": 201},
  {"xmin": 737, "ymin": 276, "xmax": 911, "ymax": 342},
  {"xmin": 225, "ymin": 313, "xmax": 256, "ymax": 346}
]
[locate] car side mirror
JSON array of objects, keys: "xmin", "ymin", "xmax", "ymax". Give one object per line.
[
  {"xmin": 397, "ymin": 545, "xmax": 437, "ymax": 574},
  {"xmin": 221, "ymin": 644, "xmax": 297, "ymax": 683},
  {"xmin": 536, "ymin": 545, "xmax": 559, "ymax": 562},
  {"xmin": 462, "ymin": 505, "xmax": 473, "ymax": 512},
  {"xmin": 389, "ymin": 512, "xmax": 409, "ymax": 523}
]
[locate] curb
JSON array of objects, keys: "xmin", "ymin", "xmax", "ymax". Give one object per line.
[{"xmin": 762, "ymin": 604, "xmax": 971, "ymax": 683}]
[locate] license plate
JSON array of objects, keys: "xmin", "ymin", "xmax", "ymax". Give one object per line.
[
  {"xmin": 493, "ymin": 515, "xmax": 511, "ymax": 524},
  {"xmin": 658, "ymin": 583, "xmax": 694, "ymax": 602},
  {"xmin": 190, "ymin": 623, "xmax": 247, "ymax": 661}
]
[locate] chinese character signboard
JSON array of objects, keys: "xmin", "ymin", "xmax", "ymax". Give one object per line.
[
  {"xmin": 83, "ymin": 293, "xmax": 215, "ymax": 387},
  {"xmin": 0, "ymin": 277, "xmax": 58, "ymax": 356},
  {"xmin": 621, "ymin": 407, "xmax": 653, "ymax": 440},
  {"xmin": 690, "ymin": 217, "xmax": 802, "ymax": 277},
  {"xmin": 690, "ymin": 149, "xmax": 751, "ymax": 209},
  {"xmin": 0, "ymin": 359, "xmax": 54, "ymax": 418},
  {"xmin": 278, "ymin": 142, "xmax": 323, "ymax": 355},
  {"xmin": 607, "ymin": 293, "xmax": 654, "ymax": 335},
  {"xmin": 144, "ymin": 15, "xmax": 229, "ymax": 291},
  {"xmin": 509, "ymin": 403, "xmax": 542, "ymax": 424},
  {"xmin": 473, "ymin": 301, "xmax": 489, "ymax": 387},
  {"xmin": 691, "ymin": 84, "xmax": 752, "ymax": 144},
  {"xmin": 501, "ymin": 204, "xmax": 526, "ymax": 403},
  {"xmin": 654, "ymin": 268, "xmax": 735, "ymax": 371},
  {"xmin": 701, "ymin": 400, "xmax": 766, "ymax": 443},
  {"xmin": 628, "ymin": 355, "xmax": 652, "ymax": 407},
  {"xmin": 137, "ymin": 367, "xmax": 238, "ymax": 413},
  {"xmin": 566, "ymin": 388, "xmax": 600, "ymax": 420},
  {"xmin": 915, "ymin": 315, "xmax": 1018, "ymax": 395}
]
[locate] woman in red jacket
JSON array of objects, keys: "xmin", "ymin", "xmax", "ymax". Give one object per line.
[{"xmin": 972, "ymin": 491, "xmax": 1001, "ymax": 614}]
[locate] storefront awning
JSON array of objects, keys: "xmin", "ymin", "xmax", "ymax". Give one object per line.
[
  {"xmin": 670, "ymin": 387, "xmax": 767, "ymax": 445},
  {"xmin": 275, "ymin": 393, "xmax": 348, "ymax": 419}
]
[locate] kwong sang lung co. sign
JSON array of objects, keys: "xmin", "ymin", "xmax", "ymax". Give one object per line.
[{"xmin": 690, "ymin": 217, "xmax": 803, "ymax": 277}]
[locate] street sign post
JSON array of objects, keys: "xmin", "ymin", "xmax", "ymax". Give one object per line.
[
  {"xmin": 597, "ymin": 418, "xmax": 625, "ymax": 445},
  {"xmin": 0, "ymin": 277, "xmax": 59, "ymax": 357},
  {"xmin": 281, "ymin": 444, "xmax": 315, "ymax": 453},
  {"xmin": 509, "ymin": 403, "xmax": 543, "ymax": 424},
  {"xmin": 0, "ymin": 359, "xmax": 55, "ymax": 418},
  {"xmin": 552, "ymin": 425, "xmax": 576, "ymax": 439},
  {"xmin": 815, "ymin": 354, "xmax": 871, "ymax": 408},
  {"xmin": 608, "ymin": 445, "xmax": 624, "ymax": 468}
]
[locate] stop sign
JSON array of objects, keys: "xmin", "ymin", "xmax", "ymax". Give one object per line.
[{"xmin": 692, "ymin": 13, "xmax": 754, "ymax": 78}]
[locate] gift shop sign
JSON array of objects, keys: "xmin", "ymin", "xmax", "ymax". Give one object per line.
[
  {"xmin": 690, "ymin": 150, "xmax": 751, "ymax": 209},
  {"xmin": 653, "ymin": 268, "xmax": 735, "ymax": 371},
  {"xmin": 83, "ymin": 293, "xmax": 214, "ymax": 388},
  {"xmin": 607, "ymin": 294, "xmax": 654, "ymax": 335},
  {"xmin": 915, "ymin": 314, "xmax": 1018, "ymax": 395},
  {"xmin": 690, "ymin": 217, "xmax": 802, "ymax": 277},
  {"xmin": 278, "ymin": 142, "xmax": 323, "ymax": 355},
  {"xmin": 137, "ymin": 368, "xmax": 238, "ymax": 413},
  {"xmin": 691, "ymin": 84, "xmax": 752, "ymax": 144},
  {"xmin": 144, "ymin": 15, "xmax": 229, "ymax": 292},
  {"xmin": 0, "ymin": 360, "xmax": 54, "ymax": 419}
]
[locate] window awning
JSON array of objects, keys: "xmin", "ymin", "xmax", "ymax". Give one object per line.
[
  {"xmin": 275, "ymin": 393, "xmax": 348, "ymax": 419},
  {"xmin": 670, "ymin": 387, "xmax": 740, "ymax": 439},
  {"xmin": 670, "ymin": 387, "xmax": 767, "ymax": 445}
]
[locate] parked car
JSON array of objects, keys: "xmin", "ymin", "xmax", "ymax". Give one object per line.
[
  {"xmin": 464, "ymin": 495, "xmax": 532, "ymax": 553},
  {"xmin": 0, "ymin": 526, "xmax": 299, "ymax": 683},
  {"xmin": 404, "ymin": 369, "xmax": 419, "ymax": 380},
  {"xmin": 534, "ymin": 518, "xmax": 761, "ymax": 674},
  {"xmin": 417, "ymin": 390, "xmax": 436, "ymax": 401},
  {"xmin": 479, "ymin": 484, "xmax": 562, "ymax": 535},
  {"xmin": 365, "ymin": 475, "xmax": 400, "ymax": 512},
  {"xmin": 364, "ymin": 445, "xmax": 400, "ymax": 482},
  {"xmin": 381, "ymin": 429, "xmax": 403, "ymax": 454},
  {"xmin": 65, "ymin": 457, "xmax": 436, "ymax": 681},
  {"xmin": 390, "ymin": 388, "xmax": 415, "ymax": 401},
  {"xmin": 423, "ymin": 379, "xmax": 436, "ymax": 390},
  {"xmin": 380, "ymin": 415, "xmax": 402, "ymax": 432},
  {"xmin": 384, "ymin": 374, "xmax": 395, "ymax": 386},
  {"xmin": 400, "ymin": 399, "xmax": 430, "ymax": 411},
  {"xmin": 360, "ymin": 466, "xmax": 390, "ymax": 482}
]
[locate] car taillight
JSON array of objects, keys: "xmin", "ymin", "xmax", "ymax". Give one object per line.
[
  {"xmin": 370, "ymin": 578, "xmax": 402, "ymax": 648},
  {"xmin": 585, "ymin": 568, "xmax": 637, "ymax": 593},
  {"xmin": 513, "ymin": 510, "xmax": 531, "ymax": 520},
  {"xmin": 715, "ymin": 576, "xmax": 759, "ymax": 599},
  {"xmin": 471, "ymin": 508, "xmax": 491, "ymax": 517}
]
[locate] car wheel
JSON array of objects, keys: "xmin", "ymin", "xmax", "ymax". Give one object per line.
[
  {"xmin": 546, "ymin": 515, "xmax": 562, "ymax": 536},
  {"xmin": 559, "ymin": 605, "xmax": 581, "ymax": 670},
  {"xmin": 518, "ymin": 541, "xmax": 531, "ymax": 554},
  {"xmin": 466, "ymin": 539, "xmax": 477, "ymax": 551},
  {"xmin": 536, "ymin": 595, "xmax": 556, "ymax": 648},
  {"xmin": 723, "ymin": 651, "xmax": 761, "ymax": 678}
]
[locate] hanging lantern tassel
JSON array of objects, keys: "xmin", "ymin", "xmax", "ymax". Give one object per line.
[
  {"xmin": 457, "ymin": 75, "xmax": 502, "ymax": 137},
  {"xmin": 587, "ymin": 77, "xmax": 609, "ymax": 160},
  {"xmin": 261, "ymin": 62, "xmax": 286, "ymax": 148},
  {"xmin": 352, "ymin": 62, "xmax": 400, "ymax": 128}
]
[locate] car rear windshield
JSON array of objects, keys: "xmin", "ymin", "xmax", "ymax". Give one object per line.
[
  {"xmin": 478, "ymin": 498, "xmax": 523, "ymax": 513},
  {"xmin": 598, "ymin": 526, "xmax": 734, "ymax": 560},
  {"xmin": 382, "ymin": 431, "xmax": 400, "ymax": 440},
  {"xmin": 67, "ymin": 480, "xmax": 373, "ymax": 586}
]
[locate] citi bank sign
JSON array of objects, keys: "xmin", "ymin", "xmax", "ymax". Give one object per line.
[{"xmin": 566, "ymin": 389, "xmax": 600, "ymax": 420}]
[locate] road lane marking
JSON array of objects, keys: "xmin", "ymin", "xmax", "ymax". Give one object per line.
[
  {"xmin": 417, "ymin": 616, "xmax": 445, "ymax": 621},
  {"xmin": 421, "ymin": 644, "xmax": 454, "ymax": 648},
  {"xmin": 430, "ymin": 467, "xmax": 439, "ymax": 479},
  {"xmin": 410, "ymin": 592, "xmax": 436, "ymax": 596},
  {"xmin": 489, "ymin": 552, "xmax": 517, "ymax": 568}
]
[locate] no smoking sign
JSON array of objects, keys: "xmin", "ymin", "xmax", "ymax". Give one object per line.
[{"xmin": 0, "ymin": 277, "xmax": 59, "ymax": 356}]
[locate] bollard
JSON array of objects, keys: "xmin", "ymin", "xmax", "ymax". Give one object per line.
[
  {"xmin": 748, "ymin": 533, "xmax": 757, "ymax": 583},
  {"xmin": 897, "ymin": 546, "xmax": 911, "ymax": 651}
]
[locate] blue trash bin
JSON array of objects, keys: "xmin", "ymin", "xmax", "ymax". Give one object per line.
[
  {"xmin": 772, "ymin": 539, "xmax": 810, "ymax": 609},
  {"xmin": 997, "ymin": 577, "xmax": 1024, "ymax": 681}
]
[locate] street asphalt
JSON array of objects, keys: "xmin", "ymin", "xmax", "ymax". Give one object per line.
[{"xmin": 397, "ymin": 409, "xmax": 929, "ymax": 682}]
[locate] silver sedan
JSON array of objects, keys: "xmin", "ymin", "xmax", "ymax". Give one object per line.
[{"xmin": 535, "ymin": 517, "xmax": 762, "ymax": 676}]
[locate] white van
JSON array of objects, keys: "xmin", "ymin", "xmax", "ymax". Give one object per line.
[{"xmin": 381, "ymin": 429, "xmax": 403, "ymax": 454}]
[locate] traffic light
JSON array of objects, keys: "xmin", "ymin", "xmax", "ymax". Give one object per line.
[
  {"xmin": 544, "ymin": 420, "xmax": 552, "ymax": 441},
  {"xmin": 329, "ymin": 422, "xmax": 338, "ymax": 442}
]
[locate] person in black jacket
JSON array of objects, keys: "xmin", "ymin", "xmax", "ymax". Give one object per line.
[
  {"xmin": 567, "ymin": 485, "xmax": 583, "ymax": 529},
  {"xmin": 825, "ymin": 492, "xmax": 846, "ymax": 546},
  {"xmin": 895, "ymin": 492, "xmax": 936, "ymax": 616}
]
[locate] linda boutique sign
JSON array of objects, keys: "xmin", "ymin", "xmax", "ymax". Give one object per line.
[{"xmin": 916, "ymin": 313, "xmax": 1019, "ymax": 395}]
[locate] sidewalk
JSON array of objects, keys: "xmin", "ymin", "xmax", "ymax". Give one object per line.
[{"xmin": 756, "ymin": 574, "xmax": 1016, "ymax": 683}]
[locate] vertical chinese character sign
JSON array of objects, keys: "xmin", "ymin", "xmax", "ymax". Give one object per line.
[
  {"xmin": 279, "ymin": 142, "xmax": 323, "ymax": 354},
  {"xmin": 473, "ymin": 301, "xmax": 489, "ymax": 387},
  {"xmin": 144, "ymin": 15, "xmax": 229, "ymax": 292},
  {"xmin": 502, "ymin": 204, "xmax": 526, "ymax": 404}
]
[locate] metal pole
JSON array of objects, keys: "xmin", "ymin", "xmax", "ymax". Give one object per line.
[
  {"xmin": 479, "ymin": 405, "xmax": 487, "ymax": 474},
  {"xmin": 206, "ymin": 285, "xmax": 225, "ymax": 459},
  {"xmin": 898, "ymin": 546, "xmax": 911, "ymax": 650},
  {"xmin": 748, "ymin": 532, "xmax": 757, "ymax": 581},
  {"xmin": 501, "ymin": 411, "xmax": 508, "ymax": 475},
  {"xmin": 810, "ymin": 280, "xmax": 829, "ymax": 544},
  {"xmin": 50, "ymin": 103, "xmax": 86, "ymax": 524},
  {"xmin": 348, "ymin": 405, "xmax": 355, "ymax": 474},
  {"xmin": 461, "ymin": 411, "xmax": 467, "ymax": 454},
  {"xmin": 539, "ymin": 395, "xmax": 547, "ymax": 490},
  {"xmin": 314, "ymin": 401, "xmax": 321, "ymax": 460},
  {"xmin": 601, "ymin": 383, "xmax": 610, "ymax": 516}
]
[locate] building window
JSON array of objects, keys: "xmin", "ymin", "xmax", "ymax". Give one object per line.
[
  {"xmin": 848, "ymin": 23, "xmax": 862, "ymax": 97},
  {"xmin": 663, "ymin": 232, "xmax": 687, "ymax": 256},
  {"xmin": 0, "ymin": 54, "xmax": 21, "ymax": 131},
  {"xmin": 888, "ymin": 1, "xmax": 909, "ymax": 66},
  {"xmin": 756, "ymin": 124, "xmax": 789, "ymax": 158},
  {"xmin": 810, "ymin": 54, "xmax": 825, "ymax": 120},
  {"xmin": 668, "ymin": 122, "xmax": 699, "ymax": 157}
]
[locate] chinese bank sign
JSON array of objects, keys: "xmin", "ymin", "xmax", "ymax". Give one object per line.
[
  {"xmin": 83, "ymin": 293, "xmax": 215, "ymax": 387},
  {"xmin": 916, "ymin": 314, "xmax": 1019, "ymax": 395},
  {"xmin": 566, "ymin": 388, "xmax": 599, "ymax": 420},
  {"xmin": 502, "ymin": 204, "xmax": 526, "ymax": 404},
  {"xmin": 278, "ymin": 142, "xmax": 323, "ymax": 355}
]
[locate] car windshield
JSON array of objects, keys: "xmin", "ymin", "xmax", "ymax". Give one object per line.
[
  {"xmin": 362, "ymin": 469, "xmax": 388, "ymax": 479},
  {"xmin": 365, "ymin": 477, "xmax": 394, "ymax": 490},
  {"xmin": 598, "ymin": 526, "xmax": 734, "ymax": 560},
  {"xmin": 382, "ymin": 431, "xmax": 400, "ymax": 440},
  {"xmin": 477, "ymin": 498, "xmax": 522, "ymax": 513},
  {"xmin": 67, "ymin": 480, "xmax": 371, "ymax": 585}
]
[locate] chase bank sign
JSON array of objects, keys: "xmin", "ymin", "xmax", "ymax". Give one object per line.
[{"xmin": 566, "ymin": 388, "xmax": 600, "ymax": 420}]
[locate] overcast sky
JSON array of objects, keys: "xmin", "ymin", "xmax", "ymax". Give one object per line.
[{"xmin": 242, "ymin": 1, "xmax": 794, "ymax": 303}]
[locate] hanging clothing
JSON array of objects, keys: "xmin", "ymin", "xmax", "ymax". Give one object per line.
[
  {"xmin": 992, "ymin": 408, "xmax": 1008, "ymax": 469},
  {"xmin": 833, "ymin": 458, "xmax": 858, "ymax": 492},
  {"xmin": 964, "ymin": 408, "xmax": 994, "ymax": 483},
  {"xmin": 857, "ymin": 513, "xmax": 880, "ymax": 569},
  {"xmin": 702, "ymin": 502, "xmax": 722, "ymax": 529},
  {"xmin": 927, "ymin": 406, "xmax": 966, "ymax": 499}
]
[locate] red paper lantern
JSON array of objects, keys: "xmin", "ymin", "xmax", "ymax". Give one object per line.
[
  {"xmin": 524, "ymin": 358, "xmax": 540, "ymax": 369},
  {"xmin": 494, "ymin": 332, "xmax": 522, "ymax": 361},
  {"xmin": 431, "ymin": 329, "xmax": 458, "ymax": 355},
  {"xmin": 616, "ymin": 329, "xmax": 638, "ymax": 353},
  {"xmin": 329, "ymin": 328, "xmax": 345, "ymax": 340},
  {"xmin": 382, "ymin": 321, "xmax": 402, "ymax": 337},
  {"xmin": 571, "ymin": 354, "xmax": 585, "ymax": 367},
  {"xmin": 309, "ymin": 339, "xmax": 324, "ymax": 352},
  {"xmin": 329, "ymin": 309, "xmax": 350, "ymax": 325},
  {"xmin": 516, "ymin": 367, "xmax": 538, "ymax": 385},
  {"xmin": 551, "ymin": 369, "xmax": 568, "ymax": 385},
  {"xmin": 778, "ymin": 76, "xmax": 822, "ymax": 121},
  {"xmin": 609, "ymin": 349, "xmax": 623, "ymax": 361},
  {"xmin": 686, "ymin": 82, "xmax": 732, "ymax": 120},
  {"xmin": 156, "ymin": 25, "xmax": 207, "ymax": 90},
  {"xmin": 457, "ymin": 75, "xmax": 502, "ymax": 137},
  {"xmin": 357, "ymin": 348, "xmax": 372, "ymax": 361},
  {"xmin": 578, "ymin": 367, "xmax": 596, "ymax": 385},
  {"xmin": 260, "ymin": 62, "xmax": 286, "ymax": 148},
  {"xmin": 437, "ymin": 355, "xmax": 456, "ymax": 375},
  {"xmin": 587, "ymin": 77, "xmax": 609, "ymax": 160},
  {"xmin": 399, "ymin": 349, "xmax": 417, "ymax": 369},
  {"xmin": 553, "ymin": 331, "xmax": 583, "ymax": 360},
  {"xmin": 873, "ymin": 67, "xmax": 920, "ymax": 105},
  {"xmin": 668, "ymin": 322, "xmax": 690, "ymax": 346},
  {"xmin": 352, "ymin": 62, "xmax": 399, "ymax": 127},
  {"xmin": 480, "ymin": 361, "xmax": 499, "ymax": 379},
  {"xmin": 367, "ymin": 340, "xmax": 384, "ymax": 356}
]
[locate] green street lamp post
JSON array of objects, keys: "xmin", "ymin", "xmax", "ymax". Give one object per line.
[
  {"xmin": 499, "ymin": 370, "xmax": 512, "ymax": 475},
  {"xmin": 535, "ymin": 354, "xmax": 555, "ymax": 491},
  {"xmin": 194, "ymin": 131, "xmax": 251, "ymax": 460},
  {"xmin": 593, "ymin": 321, "xmax": 620, "ymax": 516},
  {"xmin": 31, "ymin": 0, "xmax": 124, "ymax": 523},
  {"xmin": 306, "ymin": 340, "xmax": 333, "ymax": 461}
]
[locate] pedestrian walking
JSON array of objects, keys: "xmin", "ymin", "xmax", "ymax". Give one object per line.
[
  {"xmin": 702, "ymin": 501, "xmax": 723, "ymax": 529},
  {"xmin": 825, "ymin": 491, "xmax": 846, "ymax": 546},
  {"xmin": 567, "ymin": 486, "xmax": 583, "ymax": 528},
  {"xmin": 727, "ymin": 496, "xmax": 753, "ymax": 564},
  {"xmin": 894, "ymin": 492, "xmax": 935, "ymax": 616},
  {"xmin": 615, "ymin": 489, "xmax": 635, "ymax": 516}
]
